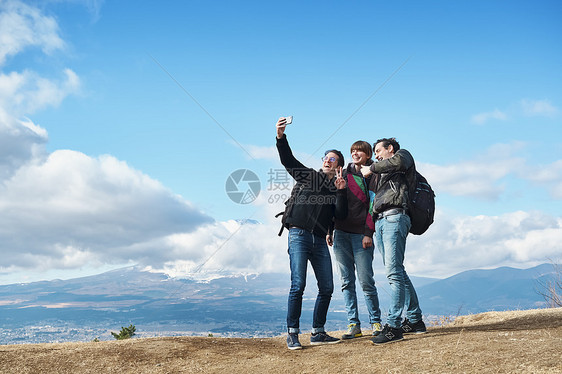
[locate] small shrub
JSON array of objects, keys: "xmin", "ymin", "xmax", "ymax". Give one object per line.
[
  {"xmin": 536, "ymin": 260, "xmax": 562, "ymax": 308},
  {"xmin": 111, "ymin": 324, "xmax": 136, "ymax": 340}
]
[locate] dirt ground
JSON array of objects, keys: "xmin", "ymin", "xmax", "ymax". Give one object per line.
[{"xmin": 1, "ymin": 308, "xmax": 561, "ymax": 374}]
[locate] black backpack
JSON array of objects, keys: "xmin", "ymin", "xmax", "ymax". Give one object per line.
[
  {"xmin": 408, "ymin": 171, "xmax": 435, "ymax": 235},
  {"xmin": 275, "ymin": 182, "xmax": 304, "ymax": 236}
]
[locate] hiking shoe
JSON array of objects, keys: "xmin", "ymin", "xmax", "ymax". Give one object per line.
[
  {"xmin": 342, "ymin": 323, "xmax": 362, "ymax": 340},
  {"xmin": 310, "ymin": 332, "xmax": 341, "ymax": 345},
  {"xmin": 371, "ymin": 324, "xmax": 403, "ymax": 345},
  {"xmin": 401, "ymin": 318, "xmax": 427, "ymax": 334},
  {"xmin": 287, "ymin": 333, "xmax": 302, "ymax": 350},
  {"xmin": 372, "ymin": 322, "xmax": 382, "ymax": 337}
]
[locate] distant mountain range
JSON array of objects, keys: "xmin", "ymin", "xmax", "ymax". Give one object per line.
[
  {"xmin": 0, "ymin": 263, "xmax": 557, "ymax": 344},
  {"xmin": 415, "ymin": 264, "xmax": 557, "ymax": 315}
]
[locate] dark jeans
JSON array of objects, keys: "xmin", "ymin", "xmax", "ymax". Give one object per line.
[{"xmin": 287, "ymin": 228, "xmax": 334, "ymax": 334}]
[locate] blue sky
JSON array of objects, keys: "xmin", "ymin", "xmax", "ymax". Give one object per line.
[{"xmin": 0, "ymin": 0, "xmax": 561, "ymax": 284}]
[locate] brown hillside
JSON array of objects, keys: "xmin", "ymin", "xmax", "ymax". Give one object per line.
[{"xmin": 1, "ymin": 308, "xmax": 561, "ymax": 374}]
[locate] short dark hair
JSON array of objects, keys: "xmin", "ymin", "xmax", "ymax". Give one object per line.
[
  {"xmin": 350, "ymin": 140, "xmax": 373, "ymax": 160},
  {"xmin": 374, "ymin": 137, "xmax": 400, "ymax": 152},
  {"xmin": 324, "ymin": 149, "xmax": 345, "ymax": 168}
]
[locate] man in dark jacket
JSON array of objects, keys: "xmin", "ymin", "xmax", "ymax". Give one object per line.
[
  {"xmin": 361, "ymin": 137, "xmax": 426, "ymax": 345},
  {"xmin": 276, "ymin": 117, "xmax": 348, "ymax": 350}
]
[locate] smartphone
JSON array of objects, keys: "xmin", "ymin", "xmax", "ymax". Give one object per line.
[{"xmin": 285, "ymin": 116, "xmax": 293, "ymax": 124}]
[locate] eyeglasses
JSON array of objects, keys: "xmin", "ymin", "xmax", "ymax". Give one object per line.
[{"xmin": 322, "ymin": 156, "xmax": 336, "ymax": 162}]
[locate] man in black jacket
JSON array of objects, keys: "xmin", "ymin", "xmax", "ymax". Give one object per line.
[
  {"xmin": 361, "ymin": 137, "xmax": 426, "ymax": 345},
  {"xmin": 276, "ymin": 117, "xmax": 348, "ymax": 350}
]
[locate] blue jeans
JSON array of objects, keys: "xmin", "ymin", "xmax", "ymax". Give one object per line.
[
  {"xmin": 332, "ymin": 229, "xmax": 381, "ymax": 325},
  {"xmin": 375, "ymin": 213, "xmax": 422, "ymax": 329},
  {"xmin": 287, "ymin": 227, "xmax": 334, "ymax": 334}
]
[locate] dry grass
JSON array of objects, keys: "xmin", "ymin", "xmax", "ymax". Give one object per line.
[{"xmin": 1, "ymin": 308, "xmax": 561, "ymax": 373}]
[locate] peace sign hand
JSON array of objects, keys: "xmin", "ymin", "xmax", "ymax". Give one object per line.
[{"xmin": 334, "ymin": 167, "xmax": 346, "ymax": 190}]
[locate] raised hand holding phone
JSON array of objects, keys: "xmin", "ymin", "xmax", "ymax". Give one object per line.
[{"xmin": 276, "ymin": 116, "xmax": 294, "ymax": 138}]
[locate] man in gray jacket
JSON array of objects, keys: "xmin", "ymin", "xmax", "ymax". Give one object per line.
[{"xmin": 361, "ymin": 137, "xmax": 426, "ymax": 344}]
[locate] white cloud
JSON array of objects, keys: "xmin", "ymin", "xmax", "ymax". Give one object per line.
[
  {"xmin": 140, "ymin": 193, "xmax": 291, "ymax": 279},
  {"xmin": 0, "ymin": 150, "xmax": 214, "ymax": 271},
  {"xmin": 402, "ymin": 210, "xmax": 562, "ymax": 278},
  {"xmin": 423, "ymin": 162, "xmax": 506, "ymax": 200},
  {"xmin": 147, "ymin": 219, "xmax": 288, "ymax": 277},
  {"xmin": 471, "ymin": 108, "xmax": 508, "ymax": 125},
  {"xmin": 523, "ymin": 159, "xmax": 562, "ymax": 199},
  {"xmin": 236, "ymin": 142, "xmax": 318, "ymax": 166},
  {"xmin": 0, "ymin": 68, "xmax": 80, "ymax": 117},
  {"xmin": 0, "ymin": 66, "xmax": 80, "ymax": 181},
  {"xmin": 0, "ymin": 1, "xmax": 79, "ymax": 180},
  {"xmin": 420, "ymin": 142, "xmax": 525, "ymax": 200},
  {"xmin": 64, "ymin": 0, "xmax": 105, "ymax": 22},
  {"xmin": 0, "ymin": 0, "xmax": 65, "ymax": 66},
  {"xmin": 520, "ymin": 99, "xmax": 559, "ymax": 117},
  {"xmin": 419, "ymin": 141, "xmax": 562, "ymax": 202},
  {"xmin": 142, "ymin": 207, "xmax": 562, "ymax": 282},
  {"xmin": 132, "ymin": 139, "xmax": 562, "ymax": 282},
  {"xmin": 0, "ymin": 0, "xmax": 218, "ymax": 281},
  {"xmin": 2, "ymin": 139, "xmax": 559, "ymax": 282},
  {"xmin": 0, "ymin": 69, "xmax": 80, "ymax": 179},
  {"xmin": 471, "ymin": 99, "xmax": 559, "ymax": 125},
  {"xmin": 0, "ymin": 116, "xmax": 48, "ymax": 180},
  {"xmin": 1, "ymin": 0, "xmax": 560, "ymax": 286},
  {"xmin": 244, "ymin": 144, "xmax": 278, "ymax": 160}
]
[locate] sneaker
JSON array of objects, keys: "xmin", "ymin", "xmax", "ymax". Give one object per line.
[
  {"xmin": 401, "ymin": 318, "xmax": 427, "ymax": 334},
  {"xmin": 372, "ymin": 322, "xmax": 382, "ymax": 337},
  {"xmin": 342, "ymin": 323, "xmax": 362, "ymax": 340},
  {"xmin": 310, "ymin": 332, "xmax": 341, "ymax": 345},
  {"xmin": 371, "ymin": 324, "xmax": 403, "ymax": 345},
  {"xmin": 287, "ymin": 333, "xmax": 302, "ymax": 350}
]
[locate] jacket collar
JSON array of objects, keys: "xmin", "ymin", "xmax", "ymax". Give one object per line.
[{"xmin": 346, "ymin": 159, "xmax": 373, "ymax": 175}]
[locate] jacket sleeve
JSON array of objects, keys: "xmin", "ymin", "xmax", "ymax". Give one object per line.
[
  {"xmin": 369, "ymin": 149, "xmax": 414, "ymax": 174},
  {"xmin": 334, "ymin": 189, "xmax": 348, "ymax": 220},
  {"xmin": 276, "ymin": 134, "xmax": 313, "ymax": 182},
  {"xmin": 364, "ymin": 191, "xmax": 375, "ymax": 237},
  {"xmin": 363, "ymin": 174, "xmax": 378, "ymax": 236}
]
